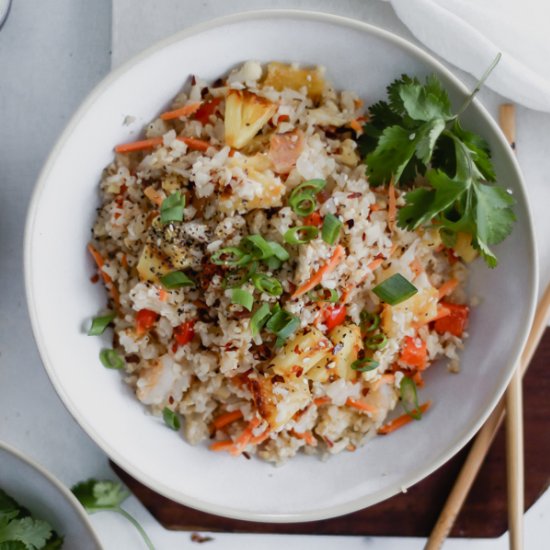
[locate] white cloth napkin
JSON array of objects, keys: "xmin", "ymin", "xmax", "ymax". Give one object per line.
[{"xmin": 387, "ymin": 0, "xmax": 550, "ymax": 113}]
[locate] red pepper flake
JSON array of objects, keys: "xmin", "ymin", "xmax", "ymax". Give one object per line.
[
  {"xmin": 323, "ymin": 436, "xmax": 334, "ymax": 448},
  {"xmin": 347, "ymin": 192, "xmax": 362, "ymax": 199},
  {"xmin": 90, "ymin": 273, "xmax": 100, "ymax": 284},
  {"xmin": 190, "ymin": 532, "xmax": 214, "ymax": 544}
]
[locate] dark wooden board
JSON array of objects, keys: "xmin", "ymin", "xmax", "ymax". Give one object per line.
[{"xmin": 111, "ymin": 329, "xmax": 550, "ymax": 538}]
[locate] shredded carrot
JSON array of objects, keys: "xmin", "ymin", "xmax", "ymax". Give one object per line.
[
  {"xmin": 346, "ymin": 443, "xmax": 357, "ymax": 452},
  {"xmin": 249, "ymin": 429, "xmax": 271, "ymax": 446},
  {"xmin": 377, "ymin": 402, "xmax": 432, "ymax": 435},
  {"xmin": 349, "ymin": 118, "xmax": 363, "ymax": 135},
  {"xmin": 143, "ymin": 185, "xmax": 164, "ymax": 206},
  {"xmin": 291, "ymin": 430, "xmax": 317, "ymax": 446},
  {"xmin": 410, "ymin": 258, "xmax": 423, "ymax": 278},
  {"xmin": 211, "ymin": 410, "xmax": 243, "ymax": 431},
  {"xmin": 413, "ymin": 305, "xmax": 451, "ymax": 329},
  {"xmin": 209, "ymin": 440, "xmax": 235, "ymax": 452},
  {"xmin": 367, "ymin": 257, "xmax": 384, "ymax": 271},
  {"xmin": 413, "ymin": 371, "xmax": 425, "ymax": 388},
  {"xmin": 353, "ymin": 98, "xmax": 364, "ymax": 109},
  {"xmin": 160, "ymin": 101, "xmax": 202, "ymax": 121},
  {"xmin": 179, "ymin": 136, "xmax": 211, "ymax": 152},
  {"xmin": 120, "ymin": 253, "xmax": 128, "ymax": 269},
  {"xmin": 87, "ymin": 243, "xmax": 120, "ymax": 306},
  {"xmin": 388, "ymin": 178, "xmax": 396, "ymax": 233},
  {"xmin": 229, "ymin": 417, "xmax": 261, "ymax": 456},
  {"xmin": 370, "ymin": 203, "xmax": 381, "ymax": 212},
  {"xmin": 115, "ymin": 137, "xmax": 163, "ymax": 153},
  {"xmin": 158, "ymin": 288, "xmax": 168, "ymax": 302},
  {"xmin": 313, "ymin": 396, "xmax": 331, "ymax": 406},
  {"xmin": 346, "ymin": 397, "xmax": 377, "ymax": 414},
  {"xmin": 370, "ymin": 373, "xmax": 395, "ymax": 392},
  {"xmin": 292, "ymin": 245, "xmax": 345, "ymax": 298},
  {"xmin": 438, "ymin": 278, "xmax": 459, "ymax": 299}
]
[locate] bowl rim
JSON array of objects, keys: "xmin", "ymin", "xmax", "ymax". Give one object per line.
[
  {"xmin": 0, "ymin": 440, "xmax": 102, "ymax": 547},
  {"xmin": 24, "ymin": 8, "xmax": 538, "ymax": 523}
]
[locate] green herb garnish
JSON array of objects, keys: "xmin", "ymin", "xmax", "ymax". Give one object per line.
[
  {"xmin": 399, "ymin": 376, "xmax": 423, "ymax": 420},
  {"xmin": 360, "ymin": 311, "xmax": 380, "ymax": 332},
  {"xmin": 0, "ymin": 488, "xmax": 63, "ymax": 549},
  {"xmin": 159, "ymin": 271, "xmax": 195, "ymax": 289},
  {"xmin": 72, "ymin": 480, "xmax": 154, "ymax": 550},
  {"xmin": 88, "ymin": 312, "xmax": 116, "ymax": 336},
  {"xmin": 288, "ymin": 179, "xmax": 326, "ymax": 216},
  {"xmin": 162, "ymin": 407, "xmax": 181, "ymax": 431},
  {"xmin": 231, "ymin": 288, "xmax": 254, "ymax": 311},
  {"xmin": 211, "ymin": 247, "xmax": 251, "ymax": 267},
  {"xmin": 284, "ymin": 226, "xmax": 319, "ymax": 245},
  {"xmin": 250, "ymin": 303, "xmax": 271, "ymax": 337},
  {"xmin": 321, "ymin": 213, "xmax": 343, "ymax": 245},
  {"xmin": 358, "ymin": 54, "xmax": 515, "ymax": 267},
  {"xmin": 372, "ymin": 274, "xmax": 418, "ymax": 306},
  {"xmin": 266, "ymin": 308, "xmax": 300, "ymax": 346},
  {"xmin": 251, "ymin": 274, "xmax": 283, "ymax": 296},
  {"xmin": 308, "ymin": 287, "xmax": 340, "ymax": 303},
  {"xmin": 268, "ymin": 241, "xmax": 290, "ymax": 262},
  {"xmin": 351, "ymin": 358, "xmax": 380, "ymax": 372},
  {"xmin": 160, "ymin": 191, "xmax": 185, "ymax": 224},
  {"xmin": 240, "ymin": 235, "xmax": 275, "ymax": 260},
  {"xmin": 99, "ymin": 349, "xmax": 125, "ymax": 370},
  {"xmin": 365, "ymin": 333, "xmax": 388, "ymax": 350}
]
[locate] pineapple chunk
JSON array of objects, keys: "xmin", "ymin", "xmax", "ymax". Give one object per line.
[
  {"xmin": 381, "ymin": 285, "xmax": 439, "ymax": 337},
  {"xmin": 136, "ymin": 244, "xmax": 172, "ymax": 284},
  {"xmin": 328, "ymin": 323, "xmax": 363, "ymax": 381},
  {"xmin": 454, "ymin": 232, "xmax": 478, "ymax": 263},
  {"xmin": 271, "ymin": 328, "xmax": 333, "ymax": 378},
  {"xmin": 224, "ymin": 90, "xmax": 276, "ymax": 149},
  {"xmin": 263, "ymin": 62, "xmax": 325, "ymax": 102},
  {"xmin": 306, "ymin": 355, "xmax": 336, "ymax": 383},
  {"xmin": 161, "ymin": 174, "xmax": 183, "ymax": 194},
  {"xmin": 248, "ymin": 374, "xmax": 311, "ymax": 430}
]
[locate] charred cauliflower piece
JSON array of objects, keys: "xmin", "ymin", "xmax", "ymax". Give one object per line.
[{"xmin": 224, "ymin": 90, "xmax": 276, "ymax": 149}]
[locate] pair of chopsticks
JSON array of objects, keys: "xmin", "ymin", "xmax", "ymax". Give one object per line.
[{"xmin": 427, "ymin": 105, "xmax": 549, "ymax": 549}]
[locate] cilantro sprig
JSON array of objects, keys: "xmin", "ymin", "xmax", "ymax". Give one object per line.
[
  {"xmin": 358, "ymin": 54, "xmax": 516, "ymax": 267},
  {"xmin": 0, "ymin": 488, "xmax": 63, "ymax": 549},
  {"xmin": 72, "ymin": 480, "xmax": 154, "ymax": 550}
]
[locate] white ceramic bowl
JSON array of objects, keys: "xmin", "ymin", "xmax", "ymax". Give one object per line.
[
  {"xmin": 0, "ymin": 441, "xmax": 101, "ymax": 548},
  {"xmin": 25, "ymin": 10, "xmax": 537, "ymax": 522}
]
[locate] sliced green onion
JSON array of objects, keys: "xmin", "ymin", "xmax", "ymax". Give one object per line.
[
  {"xmin": 321, "ymin": 213, "xmax": 343, "ymax": 245},
  {"xmin": 400, "ymin": 376, "xmax": 422, "ymax": 420},
  {"xmin": 160, "ymin": 191, "xmax": 185, "ymax": 224},
  {"xmin": 268, "ymin": 241, "xmax": 290, "ymax": 262},
  {"xmin": 99, "ymin": 349, "xmax": 125, "ymax": 370},
  {"xmin": 266, "ymin": 309, "xmax": 300, "ymax": 344},
  {"xmin": 162, "ymin": 407, "xmax": 181, "ymax": 431},
  {"xmin": 288, "ymin": 179, "xmax": 326, "ymax": 217},
  {"xmin": 284, "ymin": 226, "xmax": 319, "ymax": 245},
  {"xmin": 351, "ymin": 358, "xmax": 380, "ymax": 372},
  {"xmin": 308, "ymin": 287, "xmax": 339, "ymax": 303},
  {"xmin": 231, "ymin": 288, "xmax": 254, "ymax": 311},
  {"xmin": 252, "ymin": 274, "xmax": 283, "ymax": 296},
  {"xmin": 360, "ymin": 311, "xmax": 380, "ymax": 332},
  {"xmin": 265, "ymin": 256, "xmax": 282, "ymax": 271},
  {"xmin": 365, "ymin": 333, "xmax": 388, "ymax": 350},
  {"xmin": 240, "ymin": 234, "xmax": 274, "ymax": 260},
  {"xmin": 250, "ymin": 303, "xmax": 271, "ymax": 337},
  {"xmin": 222, "ymin": 269, "xmax": 248, "ymax": 290},
  {"xmin": 373, "ymin": 274, "xmax": 418, "ymax": 306},
  {"xmin": 88, "ymin": 312, "xmax": 116, "ymax": 336},
  {"xmin": 211, "ymin": 247, "xmax": 251, "ymax": 267},
  {"xmin": 160, "ymin": 271, "xmax": 195, "ymax": 289}
]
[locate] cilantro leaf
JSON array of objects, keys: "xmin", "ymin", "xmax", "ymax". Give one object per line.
[
  {"xmin": 358, "ymin": 56, "xmax": 515, "ymax": 267},
  {"xmin": 0, "ymin": 492, "xmax": 18, "ymax": 516},
  {"xmin": 0, "ymin": 541, "xmax": 27, "ymax": 550},
  {"xmin": 72, "ymin": 479, "xmax": 154, "ymax": 550},
  {"xmin": 399, "ymin": 74, "xmax": 452, "ymax": 122},
  {"xmin": 0, "ymin": 516, "xmax": 52, "ymax": 549},
  {"xmin": 72, "ymin": 480, "xmax": 128, "ymax": 512}
]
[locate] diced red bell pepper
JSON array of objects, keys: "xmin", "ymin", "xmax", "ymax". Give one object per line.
[
  {"xmin": 324, "ymin": 304, "xmax": 347, "ymax": 331},
  {"xmin": 303, "ymin": 212, "xmax": 323, "ymax": 227},
  {"xmin": 173, "ymin": 320, "xmax": 196, "ymax": 348},
  {"xmin": 399, "ymin": 336, "xmax": 427, "ymax": 370},
  {"xmin": 434, "ymin": 302, "xmax": 469, "ymax": 337},
  {"xmin": 193, "ymin": 98, "xmax": 221, "ymax": 125},
  {"xmin": 135, "ymin": 309, "xmax": 159, "ymax": 336}
]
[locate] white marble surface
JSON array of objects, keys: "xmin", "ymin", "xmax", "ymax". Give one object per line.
[{"xmin": 0, "ymin": 0, "xmax": 548, "ymax": 548}]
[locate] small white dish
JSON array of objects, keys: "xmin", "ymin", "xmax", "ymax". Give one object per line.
[
  {"xmin": 0, "ymin": 441, "xmax": 101, "ymax": 548},
  {"xmin": 25, "ymin": 10, "xmax": 537, "ymax": 522}
]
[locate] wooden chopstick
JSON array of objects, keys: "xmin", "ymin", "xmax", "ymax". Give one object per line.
[
  {"xmin": 426, "ymin": 104, "xmax": 545, "ymax": 549},
  {"xmin": 426, "ymin": 282, "xmax": 550, "ymax": 549},
  {"xmin": 501, "ymin": 104, "xmax": 524, "ymax": 550}
]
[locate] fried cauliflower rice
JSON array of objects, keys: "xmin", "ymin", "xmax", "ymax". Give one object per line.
[{"xmin": 89, "ymin": 61, "xmax": 472, "ymax": 464}]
